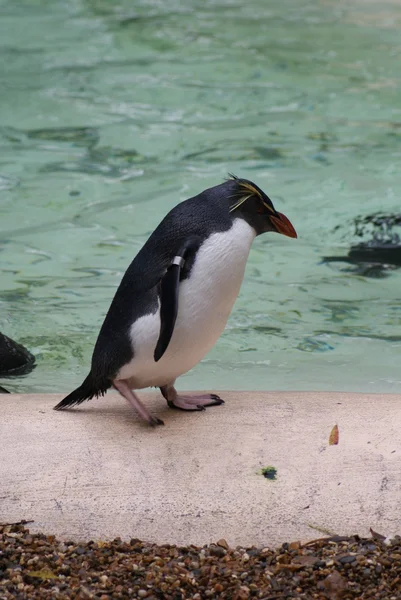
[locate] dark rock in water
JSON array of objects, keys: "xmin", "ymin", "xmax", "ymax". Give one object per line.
[
  {"xmin": 324, "ymin": 243, "xmax": 401, "ymax": 267},
  {"xmin": 26, "ymin": 126, "xmax": 99, "ymax": 148},
  {"xmin": 347, "ymin": 243, "xmax": 401, "ymax": 266},
  {"xmin": 0, "ymin": 385, "xmax": 10, "ymax": 393},
  {"xmin": 0, "ymin": 332, "xmax": 36, "ymax": 377},
  {"xmin": 352, "ymin": 212, "xmax": 401, "ymax": 241},
  {"xmin": 324, "ymin": 212, "xmax": 401, "ymax": 277}
]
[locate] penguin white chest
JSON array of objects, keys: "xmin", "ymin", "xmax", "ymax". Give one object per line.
[{"xmin": 120, "ymin": 219, "xmax": 256, "ymax": 388}]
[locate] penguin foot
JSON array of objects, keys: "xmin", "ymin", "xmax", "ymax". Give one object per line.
[
  {"xmin": 160, "ymin": 385, "xmax": 224, "ymax": 412},
  {"xmin": 113, "ymin": 380, "xmax": 164, "ymax": 426},
  {"xmin": 169, "ymin": 395, "xmax": 224, "ymax": 411}
]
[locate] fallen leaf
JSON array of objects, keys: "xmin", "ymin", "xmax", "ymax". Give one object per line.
[
  {"xmin": 302, "ymin": 535, "xmax": 352, "ymax": 548},
  {"xmin": 329, "ymin": 424, "xmax": 339, "ymax": 445},
  {"xmin": 289, "ymin": 541, "xmax": 301, "ymax": 550},
  {"xmin": 0, "ymin": 519, "xmax": 34, "ymax": 527},
  {"xmin": 275, "ymin": 563, "xmax": 303, "ymax": 572},
  {"xmin": 318, "ymin": 570, "xmax": 347, "ymax": 599},
  {"xmin": 370, "ymin": 527, "xmax": 386, "ymax": 542},
  {"xmin": 292, "ymin": 554, "xmax": 319, "ymax": 567},
  {"xmin": 233, "ymin": 587, "xmax": 250, "ymax": 600},
  {"xmin": 28, "ymin": 569, "xmax": 58, "ymax": 580},
  {"xmin": 276, "ymin": 553, "xmax": 290, "ymax": 564},
  {"xmin": 307, "ymin": 524, "xmax": 337, "ymax": 536}
]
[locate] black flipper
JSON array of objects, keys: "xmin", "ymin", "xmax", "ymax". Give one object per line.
[
  {"xmin": 53, "ymin": 372, "xmax": 110, "ymax": 410},
  {"xmin": 154, "ymin": 264, "xmax": 180, "ymax": 362},
  {"xmin": 0, "ymin": 385, "xmax": 10, "ymax": 393},
  {"xmin": 154, "ymin": 237, "xmax": 201, "ymax": 362}
]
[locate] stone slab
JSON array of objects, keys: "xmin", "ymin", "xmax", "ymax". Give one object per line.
[{"xmin": 1, "ymin": 392, "xmax": 400, "ymax": 547}]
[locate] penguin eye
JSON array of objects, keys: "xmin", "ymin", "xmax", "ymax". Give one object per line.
[{"xmin": 257, "ymin": 206, "xmax": 264, "ymax": 214}]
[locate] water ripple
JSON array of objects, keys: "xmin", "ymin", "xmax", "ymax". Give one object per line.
[{"xmin": 1, "ymin": 0, "xmax": 400, "ymax": 393}]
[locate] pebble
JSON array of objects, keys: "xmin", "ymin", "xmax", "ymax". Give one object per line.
[
  {"xmin": 339, "ymin": 554, "xmax": 357, "ymax": 564},
  {"xmin": 1, "ymin": 523, "xmax": 401, "ymax": 599},
  {"xmin": 209, "ymin": 545, "xmax": 226, "ymax": 558}
]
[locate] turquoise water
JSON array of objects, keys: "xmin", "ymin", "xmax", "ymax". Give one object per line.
[{"xmin": 1, "ymin": 0, "xmax": 401, "ymax": 394}]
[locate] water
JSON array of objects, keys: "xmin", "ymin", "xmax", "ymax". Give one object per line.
[{"xmin": 1, "ymin": 0, "xmax": 400, "ymax": 394}]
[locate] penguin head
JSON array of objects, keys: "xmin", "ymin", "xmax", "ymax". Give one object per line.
[{"xmin": 228, "ymin": 176, "xmax": 297, "ymax": 238}]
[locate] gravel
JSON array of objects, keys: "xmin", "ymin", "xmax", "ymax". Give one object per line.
[{"xmin": 1, "ymin": 522, "xmax": 401, "ymax": 599}]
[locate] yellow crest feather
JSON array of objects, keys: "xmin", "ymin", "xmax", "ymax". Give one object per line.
[
  {"xmin": 229, "ymin": 177, "xmax": 274, "ymax": 213},
  {"xmin": 238, "ymin": 181, "xmax": 262, "ymax": 200}
]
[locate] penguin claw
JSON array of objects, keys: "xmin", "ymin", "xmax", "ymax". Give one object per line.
[
  {"xmin": 210, "ymin": 394, "xmax": 224, "ymax": 404},
  {"xmin": 149, "ymin": 416, "xmax": 165, "ymax": 426}
]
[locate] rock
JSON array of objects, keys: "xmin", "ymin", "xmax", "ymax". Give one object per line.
[
  {"xmin": 323, "ymin": 212, "xmax": 401, "ymax": 277},
  {"xmin": 0, "ymin": 332, "xmax": 35, "ymax": 377},
  {"xmin": 209, "ymin": 545, "xmax": 226, "ymax": 558},
  {"xmin": 337, "ymin": 554, "xmax": 357, "ymax": 564},
  {"xmin": 1, "ymin": 522, "xmax": 401, "ymax": 598}
]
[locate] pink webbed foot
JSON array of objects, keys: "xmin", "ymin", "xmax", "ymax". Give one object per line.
[
  {"xmin": 160, "ymin": 385, "xmax": 224, "ymax": 412},
  {"xmin": 113, "ymin": 380, "xmax": 164, "ymax": 426}
]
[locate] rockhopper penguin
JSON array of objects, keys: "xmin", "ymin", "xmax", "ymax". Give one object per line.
[{"xmin": 55, "ymin": 176, "xmax": 297, "ymax": 425}]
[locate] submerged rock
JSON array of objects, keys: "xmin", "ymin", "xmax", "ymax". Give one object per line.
[
  {"xmin": 0, "ymin": 332, "xmax": 36, "ymax": 377},
  {"xmin": 324, "ymin": 212, "xmax": 401, "ymax": 277}
]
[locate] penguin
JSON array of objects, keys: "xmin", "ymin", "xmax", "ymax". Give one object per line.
[{"xmin": 54, "ymin": 175, "xmax": 297, "ymax": 425}]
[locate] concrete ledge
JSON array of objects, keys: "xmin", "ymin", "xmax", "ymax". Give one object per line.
[{"xmin": 1, "ymin": 392, "xmax": 400, "ymax": 547}]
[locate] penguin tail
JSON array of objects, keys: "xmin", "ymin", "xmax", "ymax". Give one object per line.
[{"xmin": 54, "ymin": 372, "xmax": 110, "ymax": 411}]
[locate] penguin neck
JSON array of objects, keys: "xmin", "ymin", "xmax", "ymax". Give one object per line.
[
  {"xmin": 230, "ymin": 216, "xmax": 257, "ymax": 248},
  {"xmin": 203, "ymin": 217, "xmax": 256, "ymax": 287}
]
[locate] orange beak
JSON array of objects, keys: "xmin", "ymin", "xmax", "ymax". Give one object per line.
[{"xmin": 270, "ymin": 212, "xmax": 297, "ymax": 238}]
